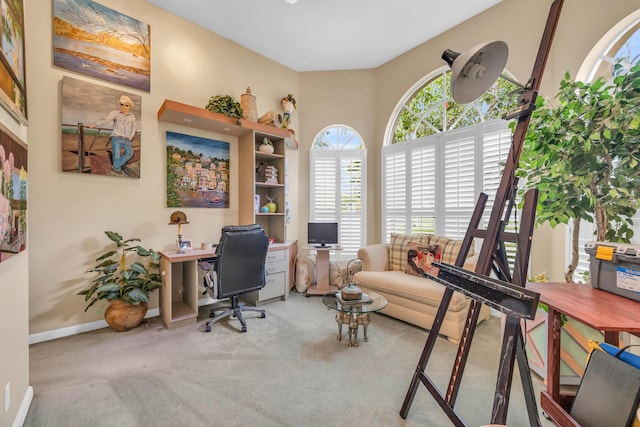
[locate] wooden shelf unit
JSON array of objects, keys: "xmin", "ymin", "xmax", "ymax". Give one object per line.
[{"xmin": 158, "ymin": 99, "xmax": 292, "ymax": 243}]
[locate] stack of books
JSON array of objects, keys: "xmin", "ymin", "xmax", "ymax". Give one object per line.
[
  {"xmin": 335, "ymin": 291, "xmax": 373, "ymax": 306},
  {"xmin": 265, "ymin": 166, "xmax": 278, "ymax": 184}
]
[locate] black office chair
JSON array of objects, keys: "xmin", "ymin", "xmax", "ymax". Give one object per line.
[{"xmin": 199, "ymin": 224, "xmax": 269, "ymax": 333}]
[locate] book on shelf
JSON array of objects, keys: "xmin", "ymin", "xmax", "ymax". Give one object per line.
[{"xmin": 335, "ymin": 291, "xmax": 373, "ymax": 306}]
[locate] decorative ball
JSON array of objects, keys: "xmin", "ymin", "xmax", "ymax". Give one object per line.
[
  {"xmin": 260, "ymin": 206, "xmax": 270, "ymax": 213},
  {"xmin": 266, "ymin": 202, "xmax": 277, "ymax": 213}
]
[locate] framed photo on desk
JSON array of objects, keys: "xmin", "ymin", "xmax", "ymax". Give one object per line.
[{"xmin": 177, "ymin": 239, "xmax": 192, "ymax": 251}]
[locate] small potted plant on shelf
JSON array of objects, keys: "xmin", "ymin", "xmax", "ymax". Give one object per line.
[
  {"xmin": 259, "ymin": 137, "xmax": 274, "ymax": 154},
  {"xmin": 78, "ymin": 231, "xmax": 162, "ymax": 331},
  {"xmin": 204, "ymin": 94, "xmax": 244, "ymax": 125}
]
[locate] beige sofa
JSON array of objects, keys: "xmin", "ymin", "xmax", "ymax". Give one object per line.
[{"xmin": 353, "ymin": 233, "xmax": 490, "ymax": 343}]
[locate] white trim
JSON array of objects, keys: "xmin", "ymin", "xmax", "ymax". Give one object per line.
[
  {"xmin": 577, "ymin": 9, "xmax": 640, "ymax": 82},
  {"xmin": 28, "ymin": 297, "xmax": 221, "ymax": 344},
  {"xmin": 12, "ymin": 385, "xmax": 32, "ymax": 427}
]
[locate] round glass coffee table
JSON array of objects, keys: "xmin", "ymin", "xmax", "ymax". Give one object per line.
[{"xmin": 322, "ymin": 290, "xmax": 387, "ymax": 347}]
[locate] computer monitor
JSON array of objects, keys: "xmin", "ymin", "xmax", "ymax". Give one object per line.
[{"xmin": 308, "ymin": 222, "xmax": 338, "ymax": 248}]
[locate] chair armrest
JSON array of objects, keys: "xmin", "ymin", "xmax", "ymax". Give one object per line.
[{"xmin": 357, "ymin": 244, "xmax": 389, "ymax": 272}]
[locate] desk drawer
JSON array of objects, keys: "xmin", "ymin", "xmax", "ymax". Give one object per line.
[
  {"xmin": 266, "ymin": 249, "xmax": 286, "ymax": 263},
  {"xmin": 266, "ymin": 260, "xmax": 286, "ymax": 275},
  {"xmin": 262, "ymin": 271, "xmax": 286, "ymax": 300}
]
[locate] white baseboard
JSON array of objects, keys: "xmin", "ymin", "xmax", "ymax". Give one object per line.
[
  {"xmin": 12, "ymin": 385, "xmax": 32, "ymax": 427},
  {"xmin": 29, "ymin": 308, "xmax": 160, "ymax": 345},
  {"xmin": 29, "ymin": 298, "xmax": 220, "ymax": 344}
]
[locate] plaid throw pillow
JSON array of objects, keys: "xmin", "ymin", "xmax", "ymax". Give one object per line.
[
  {"xmin": 405, "ymin": 242, "xmax": 442, "ymax": 277},
  {"xmin": 389, "ymin": 233, "xmax": 431, "ymax": 271}
]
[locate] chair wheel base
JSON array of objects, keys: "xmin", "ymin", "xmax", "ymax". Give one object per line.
[
  {"xmin": 241, "ymin": 326, "xmax": 247, "ymax": 332},
  {"xmin": 260, "ymin": 313, "xmax": 266, "ymax": 318},
  {"xmin": 205, "ymin": 324, "xmax": 211, "ymax": 333}
]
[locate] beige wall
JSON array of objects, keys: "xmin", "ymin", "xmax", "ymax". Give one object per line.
[
  {"xmin": 2, "ymin": 1, "xmax": 639, "ymax": 425},
  {"xmin": 26, "ymin": 0, "xmax": 299, "ymax": 337}
]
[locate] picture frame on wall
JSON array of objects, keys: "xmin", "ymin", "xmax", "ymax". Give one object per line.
[
  {"xmin": 0, "ymin": 0, "xmax": 27, "ymax": 124},
  {"xmin": 61, "ymin": 76, "xmax": 141, "ymax": 177},
  {"xmin": 53, "ymin": 0, "xmax": 151, "ymax": 92},
  {"xmin": 0, "ymin": 127, "xmax": 28, "ymax": 263},
  {"xmin": 165, "ymin": 131, "xmax": 230, "ymax": 209}
]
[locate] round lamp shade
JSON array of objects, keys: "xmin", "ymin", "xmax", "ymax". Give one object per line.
[
  {"xmin": 447, "ymin": 40, "xmax": 508, "ymax": 104},
  {"xmin": 169, "ymin": 210, "xmax": 189, "ymax": 225}
]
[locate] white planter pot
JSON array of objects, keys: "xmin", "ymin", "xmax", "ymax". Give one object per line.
[{"xmin": 259, "ymin": 144, "xmax": 274, "ymax": 154}]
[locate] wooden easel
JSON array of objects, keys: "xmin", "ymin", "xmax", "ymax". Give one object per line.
[{"xmin": 399, "ymin": 1, "xmax": 565, "ymax": 425}]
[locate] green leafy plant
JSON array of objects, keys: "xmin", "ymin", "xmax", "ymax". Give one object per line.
[
  {"xmin": 205, "ymin": 94, "xmax": 244, "ymax": 125},
  {"xmin": 516, "ymin": 60, "xmax": 640, "ymax": 282},
  {"xmin": 78, "ymin": 231, "xmax": 162, "ymax": 311}
]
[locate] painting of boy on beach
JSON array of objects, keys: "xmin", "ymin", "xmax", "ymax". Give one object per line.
[{"xmin": 53, "ymin": 0, "xmax": 151, "ymax": 92}]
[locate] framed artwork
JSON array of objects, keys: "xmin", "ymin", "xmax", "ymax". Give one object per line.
[
  {"xmin": 166, "ymin": 131, "xmax": 230, "ymax": 209},
  {"xmin": 61, "ymin": 76, "xmax": 141, "ymax": 178},
  {"xmin": 53, "ymin": 0, "xmax": 151, "ymax": 92},
  {"xmin": 177, "ymin": 239, "xmax": 192, "ymax": 251},
  {"xmin": 0, "ymin": 128, "xmax": 27, "ymax": 263},
  {"xmin": 0, "ymin": 0, "xmax": 27, "ymax": 124}
]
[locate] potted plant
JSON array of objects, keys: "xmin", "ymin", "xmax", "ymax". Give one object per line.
[
  {"xmin": 204, "ymin": 94, "xmax": 244, "ymax": 125},
  {"xmin": 516, "ymin": 60, "xmax": 640, "ymax": 282},
  {"xmin": 78, "ymin": 231, "xmax": 162, "ymax": 331}
]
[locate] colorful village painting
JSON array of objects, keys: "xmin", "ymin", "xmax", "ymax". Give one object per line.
[
  {"xmin": 53, "ymin": 0, "xmax": 151, "ymax": 92},
  {"xmin": 0, "ymin": 130, "xmax": 27, "ymax": 263},
  {"xmin": 166, "ymin": 131, "xmax": 230, "ymax": 208}
]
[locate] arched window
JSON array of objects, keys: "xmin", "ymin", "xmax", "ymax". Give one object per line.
[
  {"xmin": 569, "ymin": 15, "xmax": 640, "ymax": 281},
  {"xmin": 310, "ymin": 125, "xmax": 366, "ymax": 257},
  {"xmin": 382, "ymin": 66, "xmax": 519, "ymax": 242}
]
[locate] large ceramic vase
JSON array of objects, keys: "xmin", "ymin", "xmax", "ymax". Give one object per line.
[{"xmin": 104, "ymin": 300, "xmax": 148, "ymax": 332}]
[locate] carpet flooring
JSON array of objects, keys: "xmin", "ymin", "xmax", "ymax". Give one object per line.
[{"xmin": 25, "ymin": 292, "xmax": 554, "ymax": 427}]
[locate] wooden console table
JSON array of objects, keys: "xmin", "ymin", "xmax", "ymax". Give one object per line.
[
  {"xmin": 526, "ymin": 281, "xmax": 640, "ymax": 426},
  {"xmin": 303, "ymin": 245, "xmax": 343, "ymax": 296}
]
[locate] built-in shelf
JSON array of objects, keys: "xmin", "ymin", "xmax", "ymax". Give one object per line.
[
  {"xmin": 157, "ymin": 98, "xmax": 291, "ymax": 244},
  {"xmin": 157, "ymin": 99, "xmax": 296, "ymax": 148}
]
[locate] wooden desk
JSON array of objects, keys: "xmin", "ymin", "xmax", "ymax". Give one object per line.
[
  {"xmin": 526, "ymin": 281, "xmax": 640, "ymax": 426},
  {"xmin": 159, "ymin": 248, "xmax": 218, "ymax": 329}
]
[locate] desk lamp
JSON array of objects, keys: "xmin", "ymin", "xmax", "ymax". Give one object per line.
[{"xmin": 169, "ymin": 210, "xmax": 189, "ymax": 253}]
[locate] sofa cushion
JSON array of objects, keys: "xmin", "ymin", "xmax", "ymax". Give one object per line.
[
  {"xmin": 389, "ymin": 233, "xmax": 432, "ymax": 271},
  {"xmin": 354, "ymin": 270, "xmax": 469, "ymax": 312}
]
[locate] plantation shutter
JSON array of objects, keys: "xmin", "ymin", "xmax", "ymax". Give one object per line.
[
  {"xmin": 310, "ymin": 149, "xmax": 366, "ymax": 258},
  {"xmin": 382, "ymin": 120, "xmax": 513, "ymax": 246}
]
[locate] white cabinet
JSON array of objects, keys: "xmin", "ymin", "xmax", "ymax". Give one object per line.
[{"xmin": 243, "ymin": 243, "xmax": 294, "ymax": 305}]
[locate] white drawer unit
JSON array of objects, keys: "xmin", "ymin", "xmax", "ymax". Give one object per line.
[{"xmin": 243, "ymin": 244, "xmax": 291, "ymax": 305}]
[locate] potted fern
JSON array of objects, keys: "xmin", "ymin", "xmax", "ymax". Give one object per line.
[{"xmin": 78, "ymin": 231, "xmax": 162, "ymax": 331}]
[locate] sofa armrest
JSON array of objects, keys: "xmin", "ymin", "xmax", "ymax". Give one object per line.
[
  {"xmin": 357, "ymin": 243, "xmax": 389, "ymax": 272},
  {"xmin": 462, "ymin": 253, "xmax": 479, "ymax": 271}
]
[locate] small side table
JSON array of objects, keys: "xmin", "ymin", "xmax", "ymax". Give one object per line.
[
  {"xmin": 322, "ymin": 291, "xmax": 388, "ymax": 347},
  {"xmin": 304, "ymin": 245, "xmax": 343, "ymax": 296}
]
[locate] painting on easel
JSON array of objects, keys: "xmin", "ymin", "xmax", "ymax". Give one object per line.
[
  {"xmin": 0, "ymin": 129, "xmax": 27, "ymax": 263},
  {"xmin": 53, "ymin": 0, "xmax": 151, "ymax": 92}
]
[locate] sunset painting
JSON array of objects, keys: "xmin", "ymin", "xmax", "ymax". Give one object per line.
[{"xmin": 53, "ymin": 0, "xmax": 151, "ymax": 91}]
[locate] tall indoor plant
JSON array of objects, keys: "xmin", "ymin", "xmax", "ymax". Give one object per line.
[
  {"xmin": 78, "ymin": 231, "xmax": 162, "ymax": 331},
  {"xmin": 516, "ymin": 60, "xmax": 640, "ymax": 282}
]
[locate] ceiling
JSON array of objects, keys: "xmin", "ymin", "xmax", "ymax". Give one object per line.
[{"xmin": 146, "ymin": 0, "xmax": 504, "ymax": 72}]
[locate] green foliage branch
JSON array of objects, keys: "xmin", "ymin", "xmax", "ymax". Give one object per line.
[
  {"xmin": 205, "ymin": 94, "xmax": 244, "ymax": 125},
  {"xmin": 78, "ymin": 231, "xmax": 162, "ymax": 311},
  {"xmin": 516, "ymin": 61, "xmax": 640, "ymax": 282}
]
